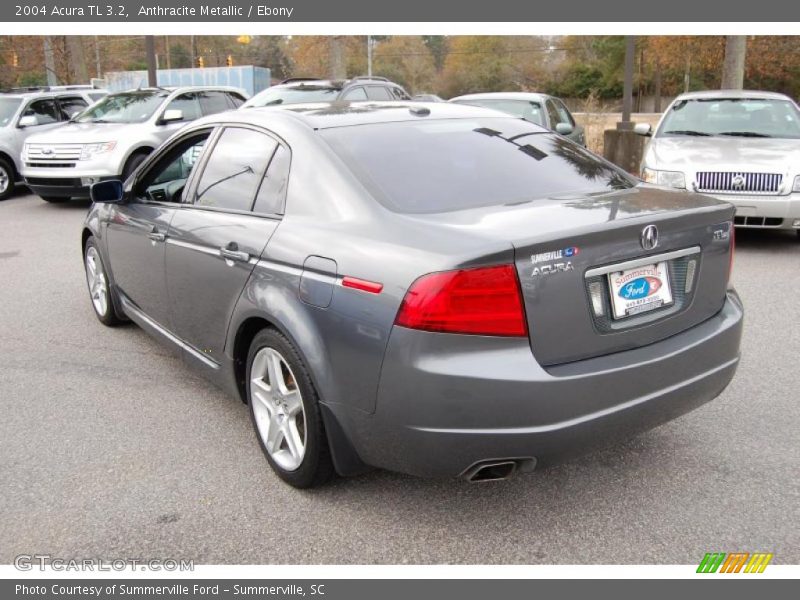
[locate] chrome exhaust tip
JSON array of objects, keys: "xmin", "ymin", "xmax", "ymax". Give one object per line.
[{"xmin": 463, "ymin": 460, "xmax": 518, "ymax": 483}]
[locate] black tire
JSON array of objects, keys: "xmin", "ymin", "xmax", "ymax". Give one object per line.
[
  {"xmin": 0, "ymin": 157, "xmax": 16, "ymax": 201},
  {"xmin": 246, "ymin": 328, "xmax": 334, "ymax": 488},
  {"xmin": 83, "ymin": 236, "xmax": 123, "ymax": 327},
  {"xmin": 122, "ymin": 152, "xmax": 149, "ymax": 181},
  {"xmin": 40, "ymin": 195, "xmax": 70, "ymax": 203}
]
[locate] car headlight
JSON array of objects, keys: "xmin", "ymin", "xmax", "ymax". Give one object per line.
[
  {"xmin": 642, "ymin": 168, "xmax": 686, "ymax": 189},
  {"xmin": 80, "ymin": 142, "xmax": 117, "ymax": 160},
  {"xmin": 793, "ymin": 175, "xmax": 800, "ymax": 193}
]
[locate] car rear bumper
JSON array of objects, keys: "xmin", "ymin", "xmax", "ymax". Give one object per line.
[
  {"xmin": 336, "ymin": 291, "xmax": 743, "ymax": 479},
  {"xmin": 705, "ymin": 192, "xmax": 800, "ymax": 229}
]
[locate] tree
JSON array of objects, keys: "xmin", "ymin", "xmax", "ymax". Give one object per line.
[
  {"xmin": 721, "ymin": 36, "xmax": 746, "ymax": 89},
  {"xmin": 373, "ymin": 36, "xmax": 436, "ymax": 93}
]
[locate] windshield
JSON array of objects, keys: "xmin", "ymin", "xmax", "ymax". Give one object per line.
[
  {"xmin": 0, "ymin": 98, "xmax": 22, "ymax": 127},
  {"xmin": 454, "ymin": 98, "xmax": 546, "ymax": 127},
  {"xmin": 322, "ymin": 118, "xmax": 634, "ymax": 214},
  {"xmin": 243, "ymin": 86, "xmax": 341, "ymax": 108},
  {"xmin": 657, "ymin": 98, "xmax": 800, "ymax": 139},
  {"xmin": 73, "ymin": 91, "xmax": 167, "ymax": 124}
]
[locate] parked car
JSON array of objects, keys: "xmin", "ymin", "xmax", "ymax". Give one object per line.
[
  {"xmin": 82, "ymin": 101, "xmax": 742, "ymax": 488},
  {"xmin": 636, "ymin": 90, "xmax": 800, "ymax": 237},
  {"xmin": 242, "ymin": 76, "xmax": 411, "ymax": 108},
  {"xmin": 412, "ymin": 94, "xmax": 445, "ymax": 102},
  {"xmin": 20, "ymin": 86, "xmax": 247, "ymax": 203},
  {"xmin": 0, "ymin": 87, "xmax": 105, "ymax": 200},
  {"xmin": 449, "ymin": 92, "xmax": 586, "ymax": 145}
]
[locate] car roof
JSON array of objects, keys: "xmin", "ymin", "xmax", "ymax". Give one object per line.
[
  {"xmin": 215, "ymin": 101, "xmax": 544, "ymax": 131},
  {"xmin": 274, "ymin": 78, "xmax": 401, "ymax": 91},
  {"xmin": 0, "ymin": 89, "xmax": 98, "ymax": 99},
  {"xmin": 109, "ymin": 86, "xmax": 245, "ymax": 96},
  {"xmin": 450, "ymin": 92, "xmax": 550, "ymax": 102},
  {"xmin": 674, "ymin": 89, "xmax": 794, "ymax": 102}
]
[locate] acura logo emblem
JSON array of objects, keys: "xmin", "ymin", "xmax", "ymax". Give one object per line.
[{"xmin": 641, "ymin": 225, "xmax": 659, "ymax": 250}]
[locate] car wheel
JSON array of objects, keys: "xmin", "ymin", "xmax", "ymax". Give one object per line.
[
  {"xmin": 83, "ymin": 237, "xmax": 122, "ymax": 326},
  {"xmin": 40, "ymin": 195, "xmax": 70, "ymax": 203},
  {"xmin": 0, "ymin": 157, "xmax": 15, "ymax": 201},
  {"xmin": 247, "ymin": 329, "xmax": 334, "ymax": 488},
  {"xmin": 122, "ymin": 152, "xmax": 149, "ymax": 181}
]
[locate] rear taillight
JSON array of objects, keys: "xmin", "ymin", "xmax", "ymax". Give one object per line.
[{"xmin": 394, "ymin": 264, "xmax": 528, "ymax": 337}]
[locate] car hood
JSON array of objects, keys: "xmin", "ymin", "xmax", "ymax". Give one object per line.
[
  {"xmin": 647, "ymin": 136, "xmax": 800, "ymax": 174},
  {"xmin": 24, "ymin": 121, "xmax": 143, "ymax": 144}
]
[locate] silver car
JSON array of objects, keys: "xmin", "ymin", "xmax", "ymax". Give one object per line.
[
  {"xmin": 449, "ymin": 92, "xmax": 586, "ymax": 145},
  {"xmin": 21, "ymin": 86, "xmax": 247, "ymax": 203},
  {"xmin": 81, "ymin": 101, "xmax": 742, "ymax": 488},
  {"xmin": 636, "ymin": 90, "xmax": 800, "ymax": 236},
  {"xmin": 0, "ymin": 87, "xmax": 103, "ymax": 201}
]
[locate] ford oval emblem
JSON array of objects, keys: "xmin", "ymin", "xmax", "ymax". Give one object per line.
[
  {"xmin": 619, "ymin": 276, "xmax": 662, "ymax": 300},
  {"xmin": 641, "ymin": 225, "xmax": 658, "ymax": 250}
]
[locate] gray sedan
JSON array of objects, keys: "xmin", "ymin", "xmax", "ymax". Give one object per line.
[
  {"xmin": 82, "ymin": 101, "xmax": 741, "ymax": 488},
  {"xmin": 449, "ymin": 92, "xmax": 586, "ymax": 145}
]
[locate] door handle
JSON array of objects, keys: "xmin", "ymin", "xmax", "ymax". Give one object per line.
[
  {"xmin": 147, "ymin": 228, "xmax": 166, "ymax": 242},
  {"xmin": 220, "ymin": 246, "xmax": 250, "ymax": 263}
]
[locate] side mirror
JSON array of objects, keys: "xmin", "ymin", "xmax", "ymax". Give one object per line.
[
  {"xmin": 634, "ymin": 123, "xmax": 653, "ymax": 136},
  {"xmin": 18, "ymin": 115, "xmax": 38, "ymax": 128},
  {"xmin": 90, "ymin": 179, "xmax": 124, "ymax": 204},
  {"xmin": 160, "ymin": 109, "xmax": 184, "ymax": 124},
  {"xmin": 555, "ymin": 122, "xmax": 574, "ymax": 135}
]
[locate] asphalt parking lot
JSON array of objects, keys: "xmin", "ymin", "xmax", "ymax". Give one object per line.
[{"xmin": 1, "ymin": 191, "xmax": 798, "ymax": 565}]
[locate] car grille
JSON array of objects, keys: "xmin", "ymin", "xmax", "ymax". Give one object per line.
[
  {"xmin": 26, "ymin": 162, "xmax": 76, "ymax": 168},
  {"xmin": 25, "ymin": 143, "xmax": 84, "ymax": 162},
  {"xmin": 695, "ymin": 172, "xmax": 783, "ymax": 195},
  {"xmin": 734, "ymin": 216, "xmax": 783, "ymax": 227}
]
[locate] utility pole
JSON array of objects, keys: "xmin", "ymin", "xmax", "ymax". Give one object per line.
[
  {"xmin": 94, "ymin": 36, "xmax": 101, "ymax": 78},
  {"xmin": 329, "ymin": 36, "xmax": 346, "ymax": 80},
  {"xmin": 190, "ymin": 35, "xmax": 196, "ymax": 65},
  {"xmin": 145, "ymin": 35, "xmax": 157, "ymax": 86},
  {"xmin": 620, "ymin": 35, "xmax": 636, "ymax": 128},
  {"xmin": 165, "ymin": 35, "xmax": 171, "ymax": 70},
  {"xmin": 367, "ymin": 35, "xmax": 373, "ymax": 77},
  {"xmin": 66, "ymin": 36, "xmax": 89, "ymax": 84},
  {"xmin": 721, "ymin": 36, "xmax": 747, "ymax": 89}
]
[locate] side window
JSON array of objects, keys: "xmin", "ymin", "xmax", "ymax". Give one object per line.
[
  {"xmin": 226, "ymin": 92, "xmax": 245, "ymax": 108},
  {"xmin": 22, "ymin": 99, "xmax": 60, "ymax": 125},
  {"xmin": 136, "ymin": 132, "xmax": 212, "ymax": 203},
  {"xmin": 253, "ymin": 145, "xmax": 290, "ymax": 215},
  {"xmin": 545, "ymin": 99, "xmax": 565, "ymax": 127},
  {"xmin": 57, "ymin": 96, "xmax": 89, "ymax": 119},
  {"xmin": 342, "ymin": 87, "xmax": 367, "ymax": 101},
  {"xmin": 164, "ymin": 93, "xmax": 202, "ymax": 122},
  {"xmin": 392, "ymin": 87, "xmax": 411, "ymax": 100},
  {"xmin": 366, "ymin": 86, "xmax": 393, "ymax": 101},
  {"xmin": 554, "ymin": 99, "xmax": 576, "ymax": 127},
  {"xmin": 193, "ymin": 127, "xmax": 278, "ymax": 212},
  {"xmin": 198, "ymin": 91, "xmax": 232, "ymax": 116}
]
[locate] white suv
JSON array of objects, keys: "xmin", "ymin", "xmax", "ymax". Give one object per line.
[
  {"xmin": 21, "ymin": 86, "xmax": 246, "ymax": 202},
  {"xmin": 0, "ymin": 87, "xmax": 105, "ymax": 201}
]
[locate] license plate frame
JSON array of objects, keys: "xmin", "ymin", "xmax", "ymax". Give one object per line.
[{"xmin": 608, "ymin": 261, "xmax": 674, "ymax": 320}]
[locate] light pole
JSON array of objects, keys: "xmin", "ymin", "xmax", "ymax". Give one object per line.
[{"xmin": 367, "ymin": 35, "xmax": 373, "ymax": 77}]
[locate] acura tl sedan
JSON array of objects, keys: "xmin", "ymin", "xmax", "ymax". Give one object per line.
[
  {"xmin": 82, "ymin": 102, "xmax": 742, "ymax": 488},
  {"xmin": 636, "ymin": 90, "xmax": 800, "ymax": 236}
]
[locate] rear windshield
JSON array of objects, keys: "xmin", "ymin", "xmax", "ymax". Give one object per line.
[
  {"xmin": 244, "ymin": 86, "xmax": 341, "ymax": 107},
  {"xmin": 321, "ymin": 118, "xmax": 634, "ymax": 214}
]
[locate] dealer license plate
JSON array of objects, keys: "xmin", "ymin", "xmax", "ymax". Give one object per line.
[{"xmin": 608, "ymin": 262, "xmax": 673, "ymax": 320}]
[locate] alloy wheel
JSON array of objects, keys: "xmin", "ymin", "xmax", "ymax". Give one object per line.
[
  {"xmin": 0, "ymin": 165, "xmax": 9, "ymax": 195},
  {"xmin": 250, "ymin": 347, "xmax": 307, "ymax": 471},
  {"xmin": 84, "ymin": 246, "xmax": 108, "ymax": 316}
]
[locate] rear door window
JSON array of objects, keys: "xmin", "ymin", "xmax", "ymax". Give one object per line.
[
  {"xmin": 366, "ymin": 86, "xmax": 393, "ymax": 101},
  {"xmin": 198, "ymin": 91, "xmax": 233, "ymax": 116},
  {"xmin": 57, "ymin": 95, "xmax": 89, "ymax": 119},
  {"xmin": 226, "ymin": 92, "xmax": 245, "ymax": 108},
  {"xmin": 193, "ymin": 127, "xmax": 278, "ymax": 212},
  {"xmin": 253, "ymin": 145, "xmax": 290, "ymax": 215}
]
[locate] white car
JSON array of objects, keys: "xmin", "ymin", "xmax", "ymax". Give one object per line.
[
  {"xmin": 21, "ymin": 86, "xmax": 247, "ymax": 203},
  {"xmin": 636, "ymin": 90, "xmax": 800, "ymax": 236},
  {"xmin": 0, "ymin": 87, "xmax": 105, "ymax": 201}
]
